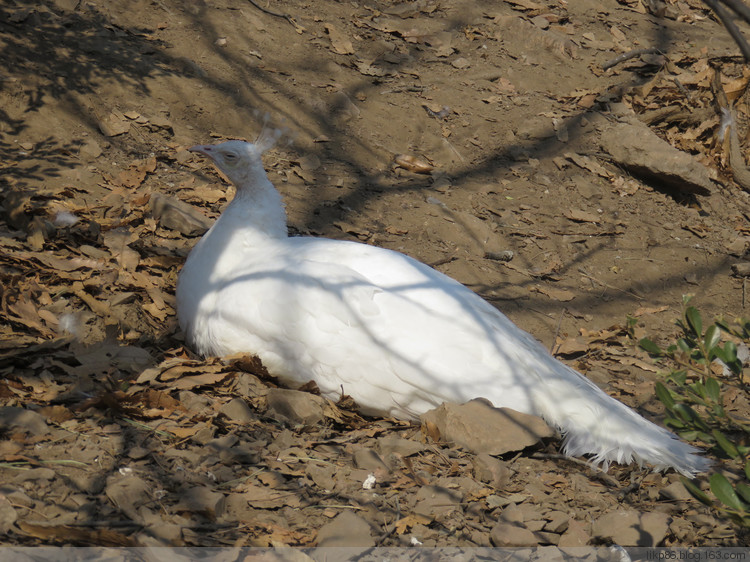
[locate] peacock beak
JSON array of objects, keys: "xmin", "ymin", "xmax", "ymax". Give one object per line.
[{"xmin": 189, "ymin": 144, "xmax": 213, "ymax": 156}]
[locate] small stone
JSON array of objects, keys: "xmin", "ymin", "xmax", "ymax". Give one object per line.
[
  {"xmin": 531, "ymin": 15, "xmax": 550, "ymax": 29},
  {"xmin": 558, "ymin": 518, "xmax": 590, "ymax": 547},
  {"xmin": 219, "ymin": 398, "xmax": 254, "ymax": 423},
  {"xmin": 105, "ymin": 475, "xmax": 152, "ymax": 522},
  {"xmin": 592, "ymin": 509, "xmax": 671, "ymax": 546},
  {"xmin": 265, "ymin": 388, "xmax": 328, "ymax": 427},
  {"xmin": 0, "ymin": 407, "xmax": 49, "ymax": 436},
  {"xmin": 173, "ymin": 486, "xmax": 225, "ymax": 520},
  {"xmin": 414, "ymin": 485, "xmax": 462, "ymax": 519},
  {"xmin": 420, "ymin": 400, "xmax": 554, "ymax": 455},
  {"xmin": 14, "ymin": 468, "xmax": 56, "ymax": 482},
  {"xmin": 544, "ymin": 511, "xmax": 570, "ymax": 533},
  {"xmin": 472, "ymin": 453, "xmax": 511, "ymax": 488},
  {"xmin": 353, "ymin": 448, "xmax": 389, "ymax": 473},
  {"xmin": 451, "ymin": 57, "xmax": 470, "ymax": 69},
  {"xmin": 150, "ymin": 194, "xmax": 213, "ymax": 237},
  {"xmin": 490, "ymin": 522, "xmax": 539, "ymax": 547},
  {"xmin": 659, "ymin": 480, "xmax": 694, "ymax": 502},
  {"xmin": 316, "ymin": 510, "xmax": 374, "ymax": 547},
  {"xmin": 0, "ymin": 496, "xmax": 17, "ymax": 534}
]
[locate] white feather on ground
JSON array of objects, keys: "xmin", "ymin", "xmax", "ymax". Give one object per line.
[{"xmin": 177, "ymin": 139, "xmax": 710, "ymax": 477}]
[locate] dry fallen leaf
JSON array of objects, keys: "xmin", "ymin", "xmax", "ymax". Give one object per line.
[
  {"xmin": 324, "ymin": 24, "xmax": 355, "ymax": 55},
  {"xmin": 563, "ymin": 209, "xmax": 601, "ymax": 224},
  {"xmin": 394, "ymin": 154, "xmax": 434, "ymax": 174}
]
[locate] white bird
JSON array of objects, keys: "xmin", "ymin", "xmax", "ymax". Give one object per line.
[{"xmin": 177, "ymin": 138, "xmax": 709, "ymax": 476}]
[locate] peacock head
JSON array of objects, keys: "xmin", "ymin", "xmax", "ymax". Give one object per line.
[{"xmin": 189, "ymin": 140, "xmax": 265, "ymax": 187}]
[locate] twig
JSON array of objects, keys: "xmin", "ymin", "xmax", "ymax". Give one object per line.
[
  {"xmin": 703, "ymin": 0, "xmax": 750, "ymax": 61},
  {"xmin": 577, "ymin": 268, "xmax": 644, "ymax": 301},
  {"xmin": 531, "ymin": 453, "xmax": 620, "ymax": 487},
  {"xmin": 246, "ymin": 0, "xmax": 304, "ymax": 33},
  {"xmin": 602, "ymin": 47, "xmax": 662, "ymax": 70}
]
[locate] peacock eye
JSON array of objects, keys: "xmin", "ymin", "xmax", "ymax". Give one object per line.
[{"xmin": 224, "ymin": 152, "xmax": 237, "ymax": 160}]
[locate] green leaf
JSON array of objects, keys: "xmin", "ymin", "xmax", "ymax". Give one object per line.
[
  {"xmin": 691, "ymin": 381, "xmax": 707, "ymax": 400},
  {"xmin": 639, "ymin": 338, "xmax": 662, "ymax": 356},
  {"xmin": 680, "ymin": 477, "xmax": 713, "ymax": 506},
  {"xmin": 712, "ymin": 429, "xmax": 740, "ymax": 459},
  {"xmin": 705, "ymin": 377, "xmax": 721, "ymax": 404},
  {"xmin": 677, "ymin": 338, "xmax": 692, "ymax": 353},
  {"xmin": 673, "ymin": 404, "xmax": 711, "ymax": 432},
  {"xmin": 736, "ymin": 482, "xmax": 750, "ymax": 506},
  {"xmin": 744, "ymin": 460, "xmax": 750, "ymax": 481},
  {"xmin": 665, "ymin": 417, "xmax": 685, "ymax": 430},
  {"xmin": 686, "ymin": 306, "xmax": 703, "ymax": 338},
  {"xmin": 670, "ymin": 370, "xmax": 688, "ymax": 386},
  {"xmin": 710, "ymin": 473, "xmax": 746, "ymax": 511},
  {"xmin": 654, "ymin": 382, "xmax": 675, "ymax": 410},
  {"xmin": 678, "ymin": 430, "xmax": 699, "ymax": 441},
  {"xmin": 704, "ymin": 324, "xmax": 721, "ymax": 353}
]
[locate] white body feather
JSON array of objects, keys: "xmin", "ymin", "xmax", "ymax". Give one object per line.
[{"xmin": 178, "ymin": 141, "xmax": 709, "ymax": 476}]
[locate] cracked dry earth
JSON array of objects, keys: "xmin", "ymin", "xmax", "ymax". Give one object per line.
[{"xmin": 2, "ymin": 0, "xmax": 750, "ymax": 550}]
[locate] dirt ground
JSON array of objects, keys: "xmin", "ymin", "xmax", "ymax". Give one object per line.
[{"xmin": 2, "ymin": 0, "xmax": 750, "ymax": 549}]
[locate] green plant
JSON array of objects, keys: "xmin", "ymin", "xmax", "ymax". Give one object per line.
[{"xmin": 636, "ymin": 296, "xmax": 750, "ymax": 525}]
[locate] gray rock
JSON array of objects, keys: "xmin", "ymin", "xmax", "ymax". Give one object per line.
[
  {"xmin": 0, "ymin": 407, "xmax": 49, "ymax": 436},
  {"xmin": 150, "ymin": 193, "xmax": 213, "ymax": 236},
  {"xmin": 420, "ymin": 400, "xmax": 554, "ymax": 455},
  {"xmin": 0, "ymin": 495, "xmax": 17, "ymax": 534},
  {"xmin": 490, "ymin": 522, "xmax": 540, "ymax": 547},
  {"xmin": 266, "ymin": 388, "xmax": 327, "ymax": 427},
  {"xmin": 105, "ymin": 475, "xmax": 152, "ymax": 522},
  {"xmin": 413, "ymin": 485, "xmax": 463, "ymax": 519},
  {"xmin": 352, "ymin": 448, "xmax": 389, "ymax": 473},
  {"xmin": 592, "ymin": 509, "xmax": 671, "ymax": 546},
  {"xmin": 316, "ymin": 510, "xmax": 374, "ymax": 547},
  {"xmin": 599, "ymin": 119, "xmax": 712, "ymax": 195},
  {"xmin": 544, "ymin": 510, "xmax": 570, "ymax": 534},
  {"xmin": 472, "ymin": 453, "xmax": 511, "ymax": 488},
  {"xmin": 219, "ymin": 397, "xmax": 254, "ymax": 423},
  {"xmin": 376, "ymin": 435, "xmax": 425, "ymax": 459},
  {"xmin": 659, "ymin": 480, "xmax": 694, "ymax": 502},
  {"xmin": 174, "ymin": 486, "xmax": 225, "ymax": 520},
  {"xmin": 558, "ymin": 518, "xmax": 590, "ymax": 547},
  {"xmin": 13, "ymin": 467, "xmax": 56, "ymax": 482}
]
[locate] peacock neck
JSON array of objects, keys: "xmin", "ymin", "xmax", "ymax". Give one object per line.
[{"xmin": 220, "ymin": 174, "xmax": 288, "ymax": 241}]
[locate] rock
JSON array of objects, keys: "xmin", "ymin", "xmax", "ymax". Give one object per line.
[
  {"xmin": 558, "ymin": 518, "xmax": 590, "ymax": 547},
  {"xmin": 599, "ymin": 118, "xmax": 712, "ymax": 195},
  {"xmin": 173, "ymin": 486, "xmax": 225, "ymax": 520},
  {"xmin": 0, "ymin": 495, "xmax": 17, "ymax": 534},
  {"xmin": 498, "ymin": 503, "xmax": 524, "ymax": 524},
  {"xmin": 219, "ymin": 397, "xmax": 254, "ymax": 423},
  {"xmin": 79, "ymin": 139, "xmax": 102, "ymax": 161},
  {"xmin": 13, "ymin": 468, "xmax": 55, "ymax": 482},
  {"xmin": 316, "ymin": 510, "xmax": 374, "ymax": 547},
  {"xmin": 376, "ymin": 435, "xmax": 425, "ymax": 459},
  {"xmin": 0, "ymin": 407, "xmax": 49, "ymax": 436},
  {"xmin": 150, "ymin": 193, "xmax": 213, "ymax": 237},
  {"xmin": 592, "ymin": 509, "xmax": 671, "ymax": 546},
  {"xmin": 660, "ymin": 480, "xmax": 694, "ymax": 502},
  {"xmin": 420, "ymin": 400, "xmax": 554, "ymax": 455},
  {"xmin": 544, "ymin": 510, "xmax": 570, "ymax": 533},
  {"xmin": 266, "ymin": 388, "xmax": 327, "ymax": 427},
  {"xmin": 472, "ymin": 453, "xmax": 511, "ymax": 488},
  {"xmin": 490, "ymin": 522, "xmax": 539, "ymax": 547},
  {"xmin": 352, "ymin": 448, "xmax": 389, "ymax": 473},
  {"xmin": 306, "ymin": 464, "xmax": 336, "ymax": 491},
  {"xmin": 413, "ymin": 485, "xmax": 463, "ymax": 519},
  {"xmin": 105, "ymin": 475, "xmax": 152, "ymax": 522}
]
